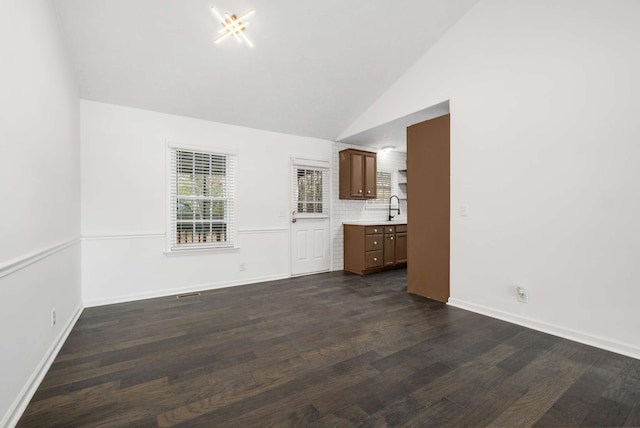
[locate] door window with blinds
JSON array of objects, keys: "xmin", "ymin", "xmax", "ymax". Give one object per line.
[
  {"xmin": 293, "ymin": 165, "xmax": 329, "ymax": 216},
  {"xmin": 169, "ymin": 147, "xmax": 236, "ymax": 250}
]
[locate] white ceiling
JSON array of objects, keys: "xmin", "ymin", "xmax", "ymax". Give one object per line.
[
  {"xmin": 340, "ymin": 101, "xmax": 450, "ymax": 152},
  {"xmin": 53, "ymin": 0, "xmax": 478, "ymax": 140}
]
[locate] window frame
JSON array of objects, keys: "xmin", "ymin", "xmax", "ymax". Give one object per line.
[
  {"xmin": 291, "ymin": 158, "xmax": 330, "ymax": 220},
  {"xmin": 165, "ymin": 143, "xmax": 238, "ymax": 253},
  {"xmin": 294, "ymin": 167, "xmax": 329, "ymax": 219}
]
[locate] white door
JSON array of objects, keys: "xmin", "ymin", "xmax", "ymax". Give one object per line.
[{"xmin": 291, "ymin": 159, "xmax": 331, "ymax": 276}]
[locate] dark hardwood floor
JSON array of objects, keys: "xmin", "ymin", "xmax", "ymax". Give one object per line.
[{"xmin": 18, "ymin": 269, "xmax": 640, "ymax": 427}]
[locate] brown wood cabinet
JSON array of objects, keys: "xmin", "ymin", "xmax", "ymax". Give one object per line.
[
  {"xmin": 339, "ymin": 149, "xmax": 377, "ymax": 199},
  {"xmin": 396, "ymin": 230, "xmax": 407, "ymax": 264},
  {"xmin": 344, "ymin": 223, "xmax": 407, "ymax": 274},
  {"xmin": 383, "ymin": 226, "xmax": 396, "ymax": 266}
]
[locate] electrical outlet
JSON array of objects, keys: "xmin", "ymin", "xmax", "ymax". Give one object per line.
[
  {"xmin": 516, "ymin": 286, "xmax": 528, "ymax": 303},
  {"xmin": 459, "ymin": 205, "xmax": 469, "ymax": 217},
  {"xmin": 240, "ymin": 263, "xmax": 246, "ymax": 272},
  {"xmin": 51, "ymin": 309, "xmax": 57, "ymax": 327}
]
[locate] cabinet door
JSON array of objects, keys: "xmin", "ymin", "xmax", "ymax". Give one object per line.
[
  {"xmin": 349, "ymin": 152, "xmax": 365, "ymax": 198},
  {"xmin": 395, "ymin": 232, "xmax": 407, "ymax": 264},
  {"xmin": 364, "ymin": 153, "xmax": 377, "ymax": 198},
  {"xmin": 384, "ymin": 233, "xmax": 396, "ymax": 266}
]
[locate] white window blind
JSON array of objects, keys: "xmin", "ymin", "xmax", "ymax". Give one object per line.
[
  {"xmin": 169, "ymin": 148, "xmax": 235, "ymax": 249},
  {"xmin": 292, "ymin": 166, "xmax": 329, "ymax": 216},
  {"xmin": 368, "ymin": 171, "xmax": 392, "ymax": 206}
]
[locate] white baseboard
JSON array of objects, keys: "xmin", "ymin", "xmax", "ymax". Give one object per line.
[
  {"xmin": 2, "ymin": 305, "xmax": 84, "ymax": 428},
  {"xmin": 448, "ymin": 298, "xmax": 640, "ymax": 360},
  {"xmin": 83, "ymin": 274, "xmax": 291, "ymax": 307}
]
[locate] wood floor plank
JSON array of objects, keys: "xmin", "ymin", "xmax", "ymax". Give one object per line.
[
  {"xmin": 625, "ymin": 404, "xmax": 640, "ymax": 427},
  {"xmin": 487, "ymin": 361, "xmax": 586, "ymax": 427},
  {"xmin": 218, "ymin": 352, "xmax": 382, "ymax": 427},
  {"xmin": 16, "ymin": 269, "xmax": 640, "ymax": 427},
  {"xmin": 533, "ymin": 365, "xmax": 614, "ymax": 427},
  {"xmin": 410, "ymin": 343, "xmax": 519, "ymax": 408},
  {"xmin": 156, "ymin": 372, "xmax": 297, "ymax": 427},
  {"xmin": 399, "ymin": 397, "xmax": 461, "ymax": 427},
  {"xmin": 580, "ymin": 396, "xmax": 632, "ymax": 427}
]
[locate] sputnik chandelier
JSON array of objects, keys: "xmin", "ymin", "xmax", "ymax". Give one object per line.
[{"xmin": 211, "ymin": 7, "xmax": 255, "ymax": 48}]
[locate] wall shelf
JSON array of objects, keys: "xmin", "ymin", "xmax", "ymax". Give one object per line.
[{"xmin": 398, "ymin": 168, "xmax": 407, "ymax": 199}]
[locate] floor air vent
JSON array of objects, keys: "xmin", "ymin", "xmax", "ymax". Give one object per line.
[{"xmin": 176, "ymin": 292, "xmax": 201, "ymax": 299}]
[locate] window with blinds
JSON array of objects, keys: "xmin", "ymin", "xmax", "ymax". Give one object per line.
[
  {"xmin": 293, "ymin": 167, "xmax": 329, "ymax": 215},
  {"xmin": 169, "ymin": 148, "xmax": 235, "ymax": 249},
  {"xmin": 368, "ymin": 171, "xmax": 392, "ymax": 206}
]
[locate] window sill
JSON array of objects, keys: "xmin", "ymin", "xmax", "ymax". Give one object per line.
[{"xmin": 164, "ymin": 246, "xmax": 240, "ymax": 256}]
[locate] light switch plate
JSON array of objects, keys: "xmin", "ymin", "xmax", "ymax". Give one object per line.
[{"xmin": 459, "ymin": 205, "xmax": 469, "ymax": 217}]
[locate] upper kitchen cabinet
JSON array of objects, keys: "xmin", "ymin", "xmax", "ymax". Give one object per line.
[{"xmin": 339, "ymin": 149, "xmax": 377, "ymax": 199}]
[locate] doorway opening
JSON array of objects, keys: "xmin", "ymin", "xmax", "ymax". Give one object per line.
[{"xmin": 338, "ymin": 101, "xmax": 451, "ymax": 302}]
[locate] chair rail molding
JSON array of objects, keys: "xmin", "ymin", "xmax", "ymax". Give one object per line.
[{"xmin": 0, "ymin": 239, "xmax": 80, "ymax": 280}]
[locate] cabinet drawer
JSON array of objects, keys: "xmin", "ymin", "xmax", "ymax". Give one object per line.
[
  {"xmin": 384, "ymin": 226, "xmax": 396, "ymax": 234},
  {"xmin": 396, "ymin": 224, "xmax": 407, "ymax": 233},
  {"xmin": 365, "ymin": 226, "xmax": 383, "ymax": 235},
  {"xmin": 365, "ymin": 251, "xmax": 383, "ymax": 269},
  {"xmin": 365, "ymin": 234, "xmax": 383, "ymax": 251}
]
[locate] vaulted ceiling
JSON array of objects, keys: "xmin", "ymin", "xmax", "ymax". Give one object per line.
[{"xmin": 53, "ymin": 0, "xmax": 479, "ymax": 140}]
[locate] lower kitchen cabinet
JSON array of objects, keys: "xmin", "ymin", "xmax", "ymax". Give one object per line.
[
  {"xmin": 396, "ymin": 231, "xmax": 407, "ymax": 263},
  {"xmin": 344, "ymin": 223, "xmax": 407, "ymax": 275}
]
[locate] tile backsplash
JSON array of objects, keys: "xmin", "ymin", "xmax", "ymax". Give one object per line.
[{"xmin": 331, "ymin": 142, "xmax": 407, "ymax": 271}]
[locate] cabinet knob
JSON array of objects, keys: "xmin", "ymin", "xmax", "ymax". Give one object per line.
[
  {"xmin": 374, "ymin": 257, "xmax": 377, "ymax": 261},
  {"xmin": 359, "ymin": 189, "xmax": 363, "ymax": 193},
  {"xmin": 374, "ymin": 229, "xmax": 378, "ymax": 232},
  {"xmin": 390, "ymin": 237, "xmax": 394, "ymax": 240},
  {"xmin": 374, "ymin": 241, "xmax": 377, "ymax": 245},
  {"xmin": 367, "ymin": 190, "xmax": 371, "ymax": 194}
]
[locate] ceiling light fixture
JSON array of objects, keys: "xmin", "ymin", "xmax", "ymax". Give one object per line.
[
  {"xmin": 211, "ymin": 7, "xmax": 255, "ymax": 48},
  {"xmin": 381, "ymin": 146, "xmax": 396, "ymax": 153}
]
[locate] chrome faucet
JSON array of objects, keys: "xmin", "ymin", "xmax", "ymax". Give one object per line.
[{"xmin": 388, "ymin": 195, "xmax": 401, "ymax": 221}]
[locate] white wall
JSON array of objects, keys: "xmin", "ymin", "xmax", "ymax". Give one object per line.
[
  {"xmin": 341, "ymin": 0, "xmax": 640, "ymax": 358},
  {"xmin": 0, "ymin": 1, "xmax": 81, "ymax": 425},
  {"xmin": 81, "ymin": 101, "xmax": 333, "ymax": 305},
  {"xmin": 331, "ymin": 143, "xmax": 407, "ymax": 270}
]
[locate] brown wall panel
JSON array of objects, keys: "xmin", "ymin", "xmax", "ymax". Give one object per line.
[{"xmin": 407, "ymin": 114, "xmax": 450, "ymax": 302}]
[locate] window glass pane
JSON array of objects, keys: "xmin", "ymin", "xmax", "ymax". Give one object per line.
[
  {"xmin": 206, "ymin": 174, "xmax": 224, "ymax": 197},
  {"xmin": 177, "ymin": 199, "xmax": 194, "ymax": 220},
  {"xmin": 175, "ymin": 222, "xmax": 228, "ymax": 245},
  {"xmin": 296, "ymin": 168, "xmax": 325, "ymax": 214}
]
